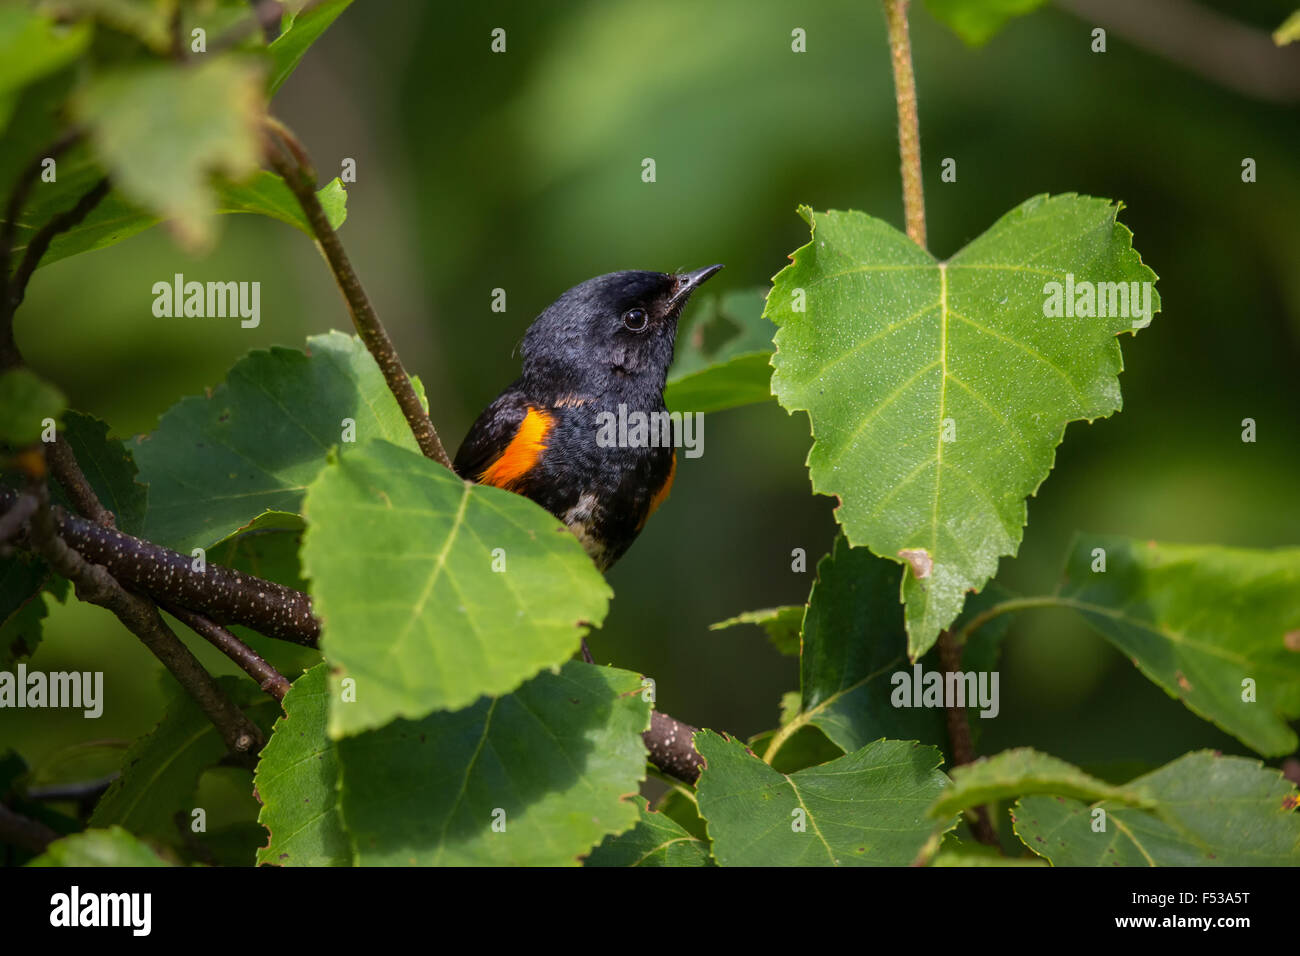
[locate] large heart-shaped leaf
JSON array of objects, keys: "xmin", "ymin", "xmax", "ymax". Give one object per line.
[
  {"xmin": 302, "ymin": 439, "xmax": 612, "ymax": 736},
  {"xmin": 768, "ymin": 196, "xmax": 1158, "ymax": 657}
]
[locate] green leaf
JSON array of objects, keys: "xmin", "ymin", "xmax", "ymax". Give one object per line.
[
  {"xmin": 337, "ymin": 662, "xmax": 650, "ymax": 865},
  {"xmin": 585, "ymin": 796, "xmax": 713, "ymax": 867},
  {"xmin": 923, "ymin": 0, "xmax": 1049, "ymax": 46},
  {"xmin": 136, "ymin": 331, "xmax": 423, "ymax": 555},
  {"xmin": 0, "ymin": 367, "xmax": 64, "ymax": 444},
  {"xmin": 1060, "ymin": 535, "xmax": 1300, "ymax": 756},
  {"xmin": 1013, "ymin": 752, "xmax": 1300, "ymax": 866},
  {"xmin": 665, "ymin": 287, "xmax": 775, "ymax": 413},
  {"xmin": 11, "ymin": 168, "xmax": 347, "ymax": 275},
  {"xmin": 60, "ymin": 410, "xmax": 147, "ymax": 535},
  {"xmin": 28, "ymin": 826, "xmax": 172, "ymax": 867},
  {"xmin": 794, "ymin": 537, "xmax": 946, "ymax": 752},
  {"xmin": 0, "ymin": 557, "xmax": 50, "ymax": 667},
  {"xmin": 74, "ymin": 57, "xmax": 265, "ymax": 249},
  {"xmin": 651, "ymin": 787, "xmax": 709, "ymax": 841},
  {"xmin": 213, "ymin": 171, "xmax": 348, "ymax": 236},
  {"xmin": 748, "ymin": 723, "xmax": 845, "ymax": 774},
  {"xmin": 89, "ymin": 678, "xmax": 278, "ymax": 844},
  {"xmin": 268, "ymin": 0, "xmax": 354, "ymax": 94},
  {"xmin": 254, "ymin": 663, "xmax": 349, "ymax": 866},
  {"xmin": 710, "ymin": 604, "xmax": 803, "ymax": 656},
  {"xmin": 1275, "ymin": 10, "xmax": 1300, "ymax": 45},
  {"xmin": 0, "ymin": 7, "xmax": 91, "ymax": 111},
  {"xmin": 207, "ymin": 510, "xmax": 307, "ymax": 590},
  {"xmin": 929, "ymin": 747, "xmax": 1151, "ymax": 821},
  {"xmin": 695, "ymin": 731, "xmax": 951, "ymax": 866},
  {"xmin": 303, "ymin": 439, "xmax": 612, "ymax": 736},
  {"xmin": 768, "ymin": 196, "xmax": 1159, "ymax": 658}
]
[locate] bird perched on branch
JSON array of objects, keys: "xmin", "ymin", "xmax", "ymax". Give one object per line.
[{"xmin": 455, "ymin": 265, "xmax": 722, "ymax": 570}]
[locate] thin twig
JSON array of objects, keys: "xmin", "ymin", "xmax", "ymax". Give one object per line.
[
  {"xmin": 169, "ymin": 1, "xmax": 186, "ymax": 61},
  {"xmin": 8, "ymin": 177, "xmax": 111, "ymax": 315},
  {"xmin": 263, "ymin": 128, "xmax": 454, "ymax": 468},
  {"xmin": 164, "ymin": 603, "xmax": 291, "ymax": 700},
  {"xmin": 883, "ymin": 0, "xmax": 927, "ymax": 250},
  {"xmin": 46, "ymin": 436, "xmax": 117, "ymax": 528},
  {"xmin": 0, "ymin": 129, "xmax": 84, "ymax": 366},
  {"xmin": 938, "ymin": 629, "xmax": 998, "ymax": 846},
  {"xmin": 25, "ymin": 775, "xmax": 118, "ymax": 804}
]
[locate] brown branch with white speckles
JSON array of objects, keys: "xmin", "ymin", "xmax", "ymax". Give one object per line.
[
  {"xmin": 644, "ymin": 711, "xmax": 704, "ymax": 784},
  {"xmin": 0, "ymin": 484, "xmax": 319, "ymax": 646}
]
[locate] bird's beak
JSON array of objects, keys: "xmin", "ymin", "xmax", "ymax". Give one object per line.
[{"xmin": 669, "ymin": 264, "xmax": 724, "ymax": 307}]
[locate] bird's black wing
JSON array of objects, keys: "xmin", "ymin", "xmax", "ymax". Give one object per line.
[{"xmin": 452, "ymin": 385, "xmax": 532, "ymax": 482}]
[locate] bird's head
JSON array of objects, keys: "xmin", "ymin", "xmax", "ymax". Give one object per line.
[{"xmin": 521, "ymin": 265, "xmax": 723, "ymax": 394}]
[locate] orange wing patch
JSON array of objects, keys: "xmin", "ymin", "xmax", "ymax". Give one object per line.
[
  {"xmin": 639, "ymin": 451, "xmax": 677, "ymax": 529},
  {"xmin": 478, "ymin": 407, "xmax": 554, "ymax": 490}
]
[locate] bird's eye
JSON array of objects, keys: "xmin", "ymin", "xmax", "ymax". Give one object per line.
[{"xmin": 622, "ymin": 308, "xmax": 649, "ymax": 332}]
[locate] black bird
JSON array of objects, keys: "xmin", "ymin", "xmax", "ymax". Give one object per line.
[{"xmin": 454, "ymin": 265, "xmax": 723, "ymax": 570}]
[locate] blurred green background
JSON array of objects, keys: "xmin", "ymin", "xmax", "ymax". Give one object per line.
[{"xmin": 5, "ymin": 0, "xmax": 1299, "ymax": 799}]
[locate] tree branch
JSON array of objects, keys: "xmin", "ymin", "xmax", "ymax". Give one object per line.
[
  {"xmin": 164, "ymin": 603, "xmax": 290, "ymax": 700},
  {"xmin": 643, "ymin": 711, "xmax": 704, "ymax": 785},
  {"xmin": 0, "ymin": 484, "xmax": 319, "ymax": 645},
  {"xmin": 883, "ymin": 0, "xmax": 927, "ymax": 250},
  {"xmin": 7, "ymin": 177, "xmax": 109, "ymax": 318},
  {"xmin": 46, "ymin": 436, "xmax": 117, "ymax": 528},
  {"xmin": 0, "ymin": 129, "xmax": 84, "ymax": 366},
  {"xmin": 262, "ymin": 127, "xmax": 454, "ymax": 469}
]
